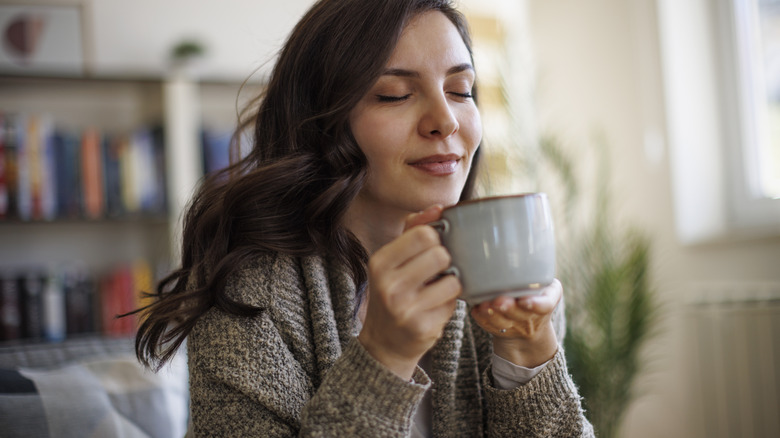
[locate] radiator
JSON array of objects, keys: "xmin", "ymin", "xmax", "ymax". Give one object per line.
[{"xmin": 685, "ymin": 282, "xmax": 780, "ymax": 438}]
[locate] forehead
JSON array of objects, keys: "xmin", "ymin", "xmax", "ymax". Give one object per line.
[{"xmin": 386, "ymin": 11, "xmax": 472, "ymax": 69}]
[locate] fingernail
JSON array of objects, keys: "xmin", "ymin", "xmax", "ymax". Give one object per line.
[
  {"xmin": 499, "ymin": 303, "xmax": 509, "ymax": 312},
  {"xmin": 487, "ymin": 308, "xmax": 494, "ymax": 316}
]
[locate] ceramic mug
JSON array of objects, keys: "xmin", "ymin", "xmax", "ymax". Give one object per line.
[{"xmin": 430, "ymin": 193, "xmax": 556, "ymax": 304}]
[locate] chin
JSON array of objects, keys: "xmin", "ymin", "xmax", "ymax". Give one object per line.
[{"xmin": 424, "ymin": 191, "xmax": 463, "ymax": 209}]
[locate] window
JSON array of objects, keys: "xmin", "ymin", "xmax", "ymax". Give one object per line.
[
  {"xmin": 657, "ymin": 0, "xmax": 780, "ymax": 244},
  {"xmin": 737, "ymin": 0, "xmax": 780, "ymax": 199}
]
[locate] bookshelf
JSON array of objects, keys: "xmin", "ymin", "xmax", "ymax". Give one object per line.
[{"xmin": 0, "ymin": 74, "xmax": 254, "ymax": 343}]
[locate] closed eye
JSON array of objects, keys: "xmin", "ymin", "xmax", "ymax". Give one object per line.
[
  {"xmin": 377, "ymin": 94, "xmax": 411, "ymax": 103},
  {"xmin": 450, "ymin": 92, "xmax": 473, "ymax": 99}
]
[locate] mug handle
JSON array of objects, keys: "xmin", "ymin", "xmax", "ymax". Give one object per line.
[
  {"xmin": 440, "ymin": 265, "xmax": 460, "ymax": 279},
  {"xmin": 428, "ymin": 218, "xmax": 450, "ymax": 234},
  {"xmin": 428, "ymin": 219, "xmax": 459, "ymax": 279}
]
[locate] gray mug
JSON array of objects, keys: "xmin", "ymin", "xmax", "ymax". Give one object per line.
[{"xmin": 430, "ymin": 193, "xmax": 556, "ymax": 304}]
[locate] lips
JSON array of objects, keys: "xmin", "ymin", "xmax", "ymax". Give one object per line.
[{"xmin": 408, "ymin": 154, "xmax": 461, "ymax": 176}]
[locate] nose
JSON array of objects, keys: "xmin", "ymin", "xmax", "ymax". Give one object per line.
[{"xmin": 418, "ymin": 95, "xmax": 459, "ymax": 138}]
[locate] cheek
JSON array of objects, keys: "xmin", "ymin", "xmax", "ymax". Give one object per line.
[
  {"xmin": 461, "ymin": 109, "xmax": 483, "ymax": 153},
  {"xmin": 351, "ymin": 111, "xmax": 405, "ymax": 162},
  {"xmin": 350, "ymin": 113, "xmax": 379, "ymax": 159}
]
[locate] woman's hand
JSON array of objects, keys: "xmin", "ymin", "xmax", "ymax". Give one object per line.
[
  {"xmin": 471, "ymin": 280, "xmax": 563, "ymax": 368},
  {"xmin": 358, "ymin": 205, "xmax": 461, "ymax": 380}
]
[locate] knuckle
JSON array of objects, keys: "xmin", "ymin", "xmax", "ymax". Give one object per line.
[
  {"xmin": 432, "ymin": 246, "xmax": 452, "ymax": 268},
  {"xmin": 416, "ymin": 226, "xmax": 441, "ymax": 246},
  {"xmin": 442, "ymin": 275, "xmax": 462, "ymax": 294}
]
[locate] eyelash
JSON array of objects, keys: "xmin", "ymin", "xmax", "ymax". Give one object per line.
[
  {"xmin": 376, "ymin": 91, "xmax": 473, "ymax": 102},
  {"xmin": 377, "ymin": 94, "xmax": 411, "ymax": 102}
]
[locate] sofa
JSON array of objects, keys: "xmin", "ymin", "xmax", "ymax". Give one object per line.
[{"xmin": 0, "ymin": 336, "xmax": 189, "ymax": 438}]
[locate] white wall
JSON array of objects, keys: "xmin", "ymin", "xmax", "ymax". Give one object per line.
[
  {"xmin": 527, "ymin": 0, "xmax": 780, "ymax": 436},
  {"xmin": 83, "ymin": 0, "xmax": 315, "ymax": 79}
]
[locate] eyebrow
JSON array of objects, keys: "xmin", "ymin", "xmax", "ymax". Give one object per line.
[{"xmin": 382, "ymin": 63, "xmax": 474, "ymax": 78}]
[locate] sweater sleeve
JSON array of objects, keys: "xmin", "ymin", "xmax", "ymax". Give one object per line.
[
  {"xmin": 470, "ymin": 293, "xmax": 595, "ymax": 437},
  {"xmin": 483, "ymin": 350, "xmax": 595, "ymax": 437},
  {"xmin": 188, "ymin": 254, "xmax": 430, "ymax": 437},
  {"xmin": 300, "ymin": 338, "xmax": 430, "ymax": 437},
  {"xmin": 190, "ymin": 310, "xmax": 430, "ymax": 437}
]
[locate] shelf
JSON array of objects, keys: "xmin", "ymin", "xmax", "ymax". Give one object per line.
[
  {"xmin": 0, "ymin": 215, "xmax": 168, "ymax": 226},
  {"xmin": 0, "ymin": 220, "xmax": 169, "ymax": 271},
  {"xmin": 0, "ymin": 72, "xmax": 249, "ymax": 345}
]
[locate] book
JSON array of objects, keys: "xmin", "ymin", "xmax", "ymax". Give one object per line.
[
  {"xmin": 62, "ymin": 265, "xmax": 96, "ymax": 335},
  {"xmin": 151, "ymin": 125, "xmax": 168, "ymax": 215},
  {"xmin": 133, "ymin": 129, "xmax": 161, "ymax": 214},
  {"xmin": 104, "ymin": 133, "xmax": 125, "ymax": 218},
  {"xmin": 81, "ymin": 128, "xmax": 105, "ymax": 219},
  {"xmin": 15, "ymin": 114, "xmax": 31, "ymax": 221},
  {"xmin": 39, "ymin": 117, "xmax": 57, "ymax": 221},
  {"xmin": 0, "ymin": 272, "xmax": 22, "ymax": 341},
  {"xmin": 133, "ymin": 259, "xmax": 154, "ymax": 322},
  {"xmin": 122, "ymin": 129, "xmax": 166, "ymax": 215},
  {"xmin": 118, "ymin": 132, "xmax": 139, "ymax": 214},
  {"xmin": 52, "ymin": 130, "xmax": 82, "ymax": 219},
  {"xmin": 100, "ymin": 265, "xmax": 135, "ymax": 337},
  {"xmin": 41, "ymin": 273, "xmax": 66, "ymax": 342},
  {"xmin": 202, "ymin": 128, "xmax": 232, "ymax": 176},
  {"xmin": 2, "ymin": 114, "xmax": 20, "ymax": 220},
  {"xmin": 0, "ymin": 113, "xmax": 8, "ymax": 219},
  {"xmin": 20, "ymin": 115, "xmax": 56, "ymax": 221},
  {"xmin": 18, "ymin": 271, "xmax": 45, "ymax": 339}
]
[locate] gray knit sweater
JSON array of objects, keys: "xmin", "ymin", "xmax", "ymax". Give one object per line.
[{"xmin": 188, "ymin": 252, "xmax": 594, "ymax": 437}]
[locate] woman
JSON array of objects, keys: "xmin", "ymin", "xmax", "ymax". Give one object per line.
[{"xmin": 136, "ymin": 0, "xmax": 594, "ymax": 436}]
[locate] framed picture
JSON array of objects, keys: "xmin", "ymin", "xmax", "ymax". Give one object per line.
[{"xmin": 0, "ymin": 2, "xmax": 87, "ymax": 75}]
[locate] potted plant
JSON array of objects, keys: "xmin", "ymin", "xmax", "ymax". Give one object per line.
[{"xmin": 536, "ymin": 134, "xmax": 659, "ymax": 438}]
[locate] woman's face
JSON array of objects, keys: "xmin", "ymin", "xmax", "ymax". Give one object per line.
[{"xmin": 349, "ymin": 11, "xmax": 482, "ymax": 217}]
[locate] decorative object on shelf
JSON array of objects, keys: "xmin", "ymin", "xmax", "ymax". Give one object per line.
[
  {"xmin": 169, "ymin": 39, "xmax": 206, "ymax": 78},
  {"xmin": 171, "ymin": 40, "xmax": 205, "ymax": 63},
  {"xmin": 0, "ymin": 3, "xmax": 86, "ymax": 75}
]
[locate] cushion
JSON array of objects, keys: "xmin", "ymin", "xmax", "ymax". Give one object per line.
[{"xmin": 0, "ymin": 337, "xmax": 188, "ymax": 438}]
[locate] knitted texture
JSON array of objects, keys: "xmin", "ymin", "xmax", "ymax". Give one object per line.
[{"xmin": 188, "ymin": 252, "xmax": 594, "ymax": 437}]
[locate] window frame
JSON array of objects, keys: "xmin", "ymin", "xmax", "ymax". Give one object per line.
[{"xmin": 657, "ymin": 0, "xmax": 780, "ymax": 245}]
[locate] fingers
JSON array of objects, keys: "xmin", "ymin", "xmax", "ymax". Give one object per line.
[
  {"xmin": 470, "ymin": 280, "xmax": 564, "ymax": 338},
  {"xmin": 365, "ymin": 204, "xmax": 458, "ymax": 330},
  {"xmin": 370, "ymin": 225, "xmax": 445, "ymax": 275},
  {"xmin": 371, "ymin": 244, "xmax": 454, "ymax": 313},
  {"xmin": 371, "ymin": 205, "xmax": 451, "ymax": 290},
  {"xmin": 471, "ymin": 305, "xmax": 509, "ymax": 333},
  {"xmin": 489, "ymin": 280, "xmax": 562, "ymax": 316},
  {"xmin": 404, "ymin": 205, "xmax": 443, "ymax": 231},
  {"xmin": 515, "ymin": 279, "xmax": 562, "ymax": 314},
  {"xmin": 414, "ymin": 273, "xmax": 461, "ymax": 311}
]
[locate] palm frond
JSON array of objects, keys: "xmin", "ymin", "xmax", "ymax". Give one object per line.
[{"xmin": 537, "ymin": 133, "xmax": 659, "ymax": 438}]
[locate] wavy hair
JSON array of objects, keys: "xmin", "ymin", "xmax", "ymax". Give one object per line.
[{"xmin": 134, "ymin": 0, "xmax": 482, "ymax": 370}]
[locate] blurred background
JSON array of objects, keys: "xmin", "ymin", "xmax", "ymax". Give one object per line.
[{"xmin": 1, "ymin": 0, "xmax": 779, "ymax": 437}]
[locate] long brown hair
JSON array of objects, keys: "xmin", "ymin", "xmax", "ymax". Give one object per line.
[{"xmin": 135, "ymin": 0, "xmax": 482, "ymax": 370}]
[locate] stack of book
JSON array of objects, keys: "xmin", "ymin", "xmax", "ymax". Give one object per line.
[
  {"xmin": 0, "ymin": 260, "xmax": 159, "ymax": 342},
  {"xmin": 0, "ymin": 112, "xmax": 168, "ymax": 222}
]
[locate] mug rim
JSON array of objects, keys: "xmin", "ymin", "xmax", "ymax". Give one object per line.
[{"xmin": 446, "ymin": 192, "xmax": 546, "ymax": 211}]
